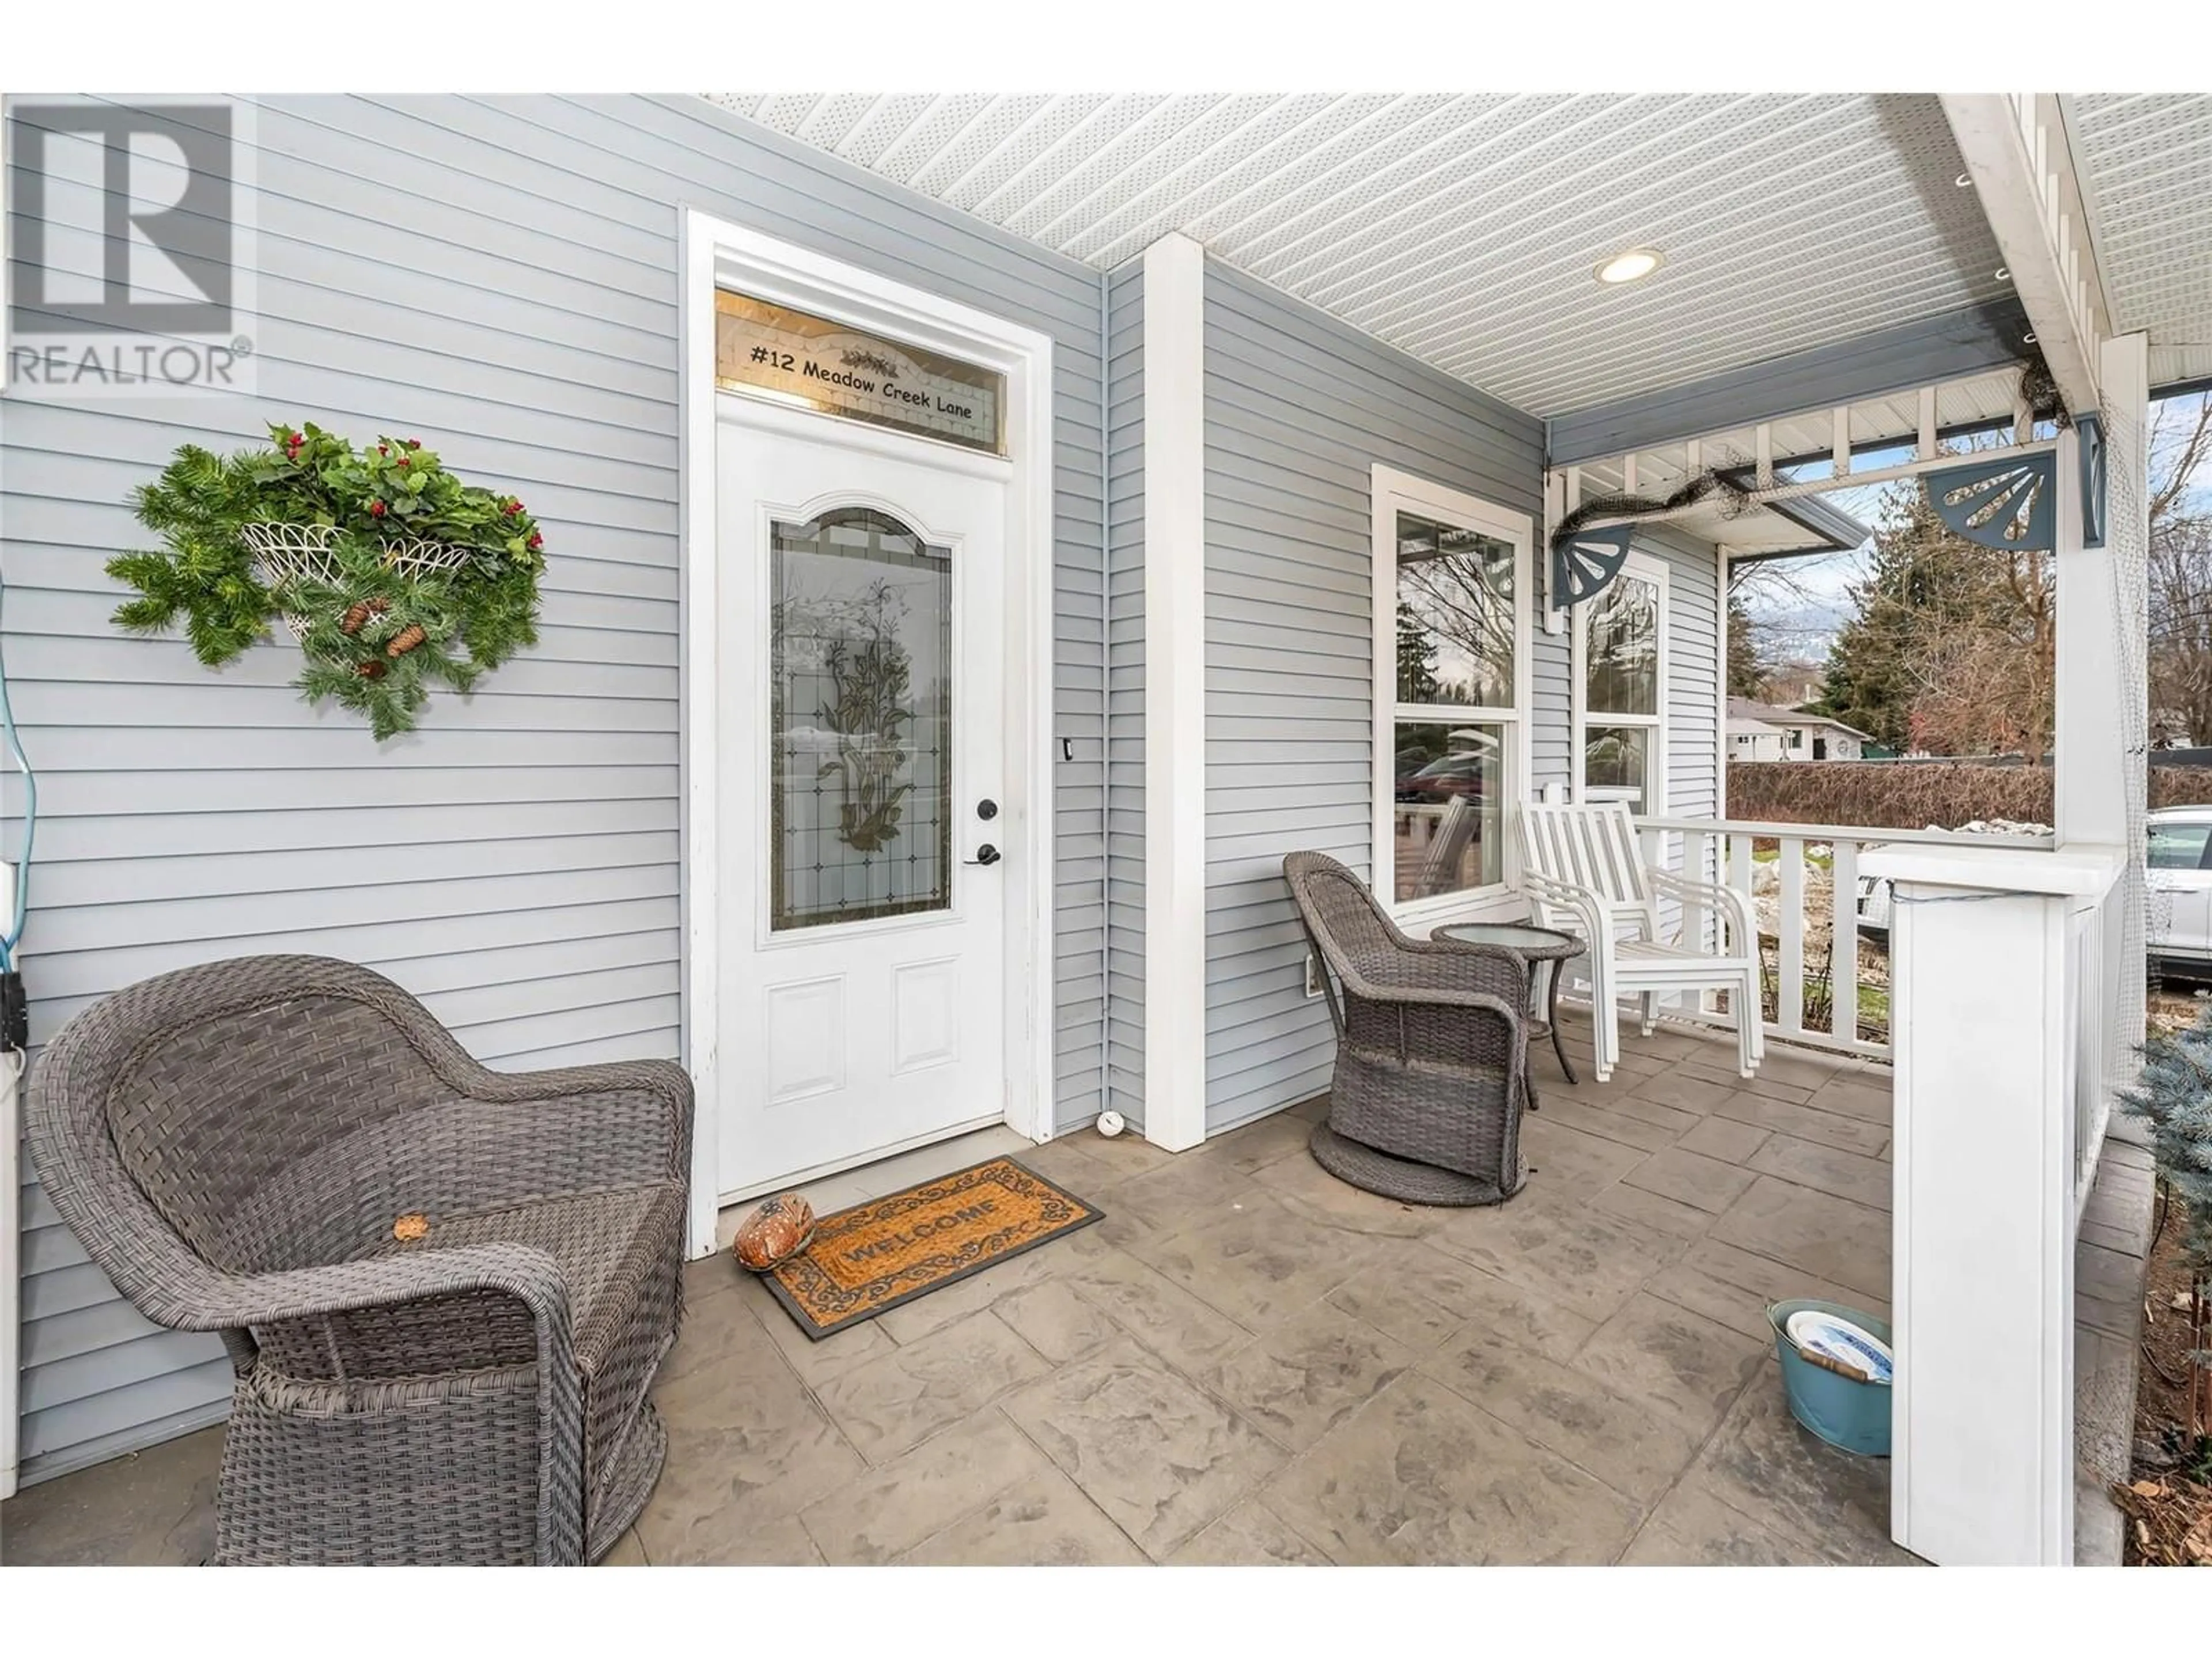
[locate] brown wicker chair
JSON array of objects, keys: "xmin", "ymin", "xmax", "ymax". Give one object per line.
[
  {"xmin": 1283, "ymin": 852, "xmax": 1532, "ymax": 1205},
  {"xmin": 25, "ymin": 955, "xmax": 692, "ymax": 1566}
]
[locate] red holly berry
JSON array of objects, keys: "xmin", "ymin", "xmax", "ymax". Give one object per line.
[
  {"xmin": 377, "ymin": 444, "xmax": 388, "ymax": 456},
  {"xmin": 369, "ymin": 500, "xmax": 387, "ymax": 517},
  {"xmin": 505, "ymin": 501, "xmax": 521, "ymax": 516},
  {"xmin": 397, "ymin": 456, "xmax": 410, "ymax": 468},
  {"xmin": 528, "ymin": 532, "xmax": 543, "ymax": 549},
  {"xmin": 404, "ymin": 438, "xmax": 421, "ymax": 450}
]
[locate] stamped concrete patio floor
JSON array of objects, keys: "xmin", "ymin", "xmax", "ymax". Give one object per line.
[{"xmin": 3, "ymin": 1016, "xmax": 1919, "ymax": 1567}]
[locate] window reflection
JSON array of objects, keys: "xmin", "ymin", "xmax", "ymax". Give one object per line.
[
  {"xmin": 1582, "ymin": 725, "xmax": 1651, "ymax": 814},
  {"xmin": 1585, "ymin": 576, "xmax": 1658, "ymax": 716},
  {"xmin": 1395, "ymin": 513, "xmax": 1515, "ymax": 708},
  {"xmin": 1391, "ymin": 720, "xmax": 1503, "ymax": 901}
]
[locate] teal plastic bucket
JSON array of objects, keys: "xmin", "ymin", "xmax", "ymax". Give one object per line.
[{"xmin": 1767, "ymin": 1298, "xmax": 1892, "ymax": 1457}]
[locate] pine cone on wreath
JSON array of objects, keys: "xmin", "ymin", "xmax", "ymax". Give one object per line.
[
  {"xmin": 356, "ymin": 659, "xmax": 387, "ymax": 680},
  {"xmin": 340, "ymin": 595, "xmax": 391, "ymax": 636},
  {"xmin": 386, "ymin": 623, "xmax": 428, "ymax": 659}
]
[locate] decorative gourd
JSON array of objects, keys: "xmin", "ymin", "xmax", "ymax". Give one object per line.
[{"xmin": 732, "ymin": 1194, "xmax": 817, "ymax": 1272}]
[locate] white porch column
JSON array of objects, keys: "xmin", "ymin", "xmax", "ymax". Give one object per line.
[
  {"xmin": 2054, "ymin": 331, "xmax": 2152, "ymax": 1183},
  {"xmin": 1868, "ymin": 840, "xmax": 2123, "ymax": 1566},
  {"xmin": 2055, "ymin": 332, "xmax": 2150, "ymax": 853},
  {"xmin": 1141, "ymin": 233, "xmax": 1209, "ymax": 1152},
  {"xmin": 2091, "ymin": 331, "xmax": 2152, "ymax": 1070}
]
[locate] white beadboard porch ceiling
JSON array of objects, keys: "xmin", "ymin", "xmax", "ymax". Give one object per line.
[
  {"xmin": 705, "ymin": 93, "xmax": 2009, "ymax": 418},
  {"xmin": 2069, "ymin": 93, "xmax": 2212, "ymax": 391}
]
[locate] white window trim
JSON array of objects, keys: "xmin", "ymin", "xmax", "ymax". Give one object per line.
[
  {"xmin": 1572, "ymin": 548, "xmax": 1670, "ymax": 813},
  {"xmin": 1370, "ymin": 464, "xmax": 1534, "ymax": 932}
]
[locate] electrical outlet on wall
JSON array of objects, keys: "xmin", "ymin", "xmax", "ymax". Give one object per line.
[{"xmin": 1305, "ymin": 953, "xmax": 1324, "ymax": 999}]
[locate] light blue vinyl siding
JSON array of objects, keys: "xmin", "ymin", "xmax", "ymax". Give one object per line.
[
  {"xmin": 1199, "ymin": 262, "xmax": 1546, "ymax": 1132},
  {"xmin": 3, "ymin": 93, "xmax": 1108, "ymax": 1483},
  {"xmin": 1104, "ymin": 262, "xmax": 1146, "ymax": 1129},
  {"xmin": 1647, "ymin": 525, "xmax": 1723, "ymax": 824}
]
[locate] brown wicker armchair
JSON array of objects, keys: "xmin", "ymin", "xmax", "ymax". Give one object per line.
[
  {"xmin": 25, "ymin": 955, "xmax": 692, "ymax": 1566},
  {"xmin": 1283, "ymin": 852, "xmax": 1532, "ymax": 1205}
]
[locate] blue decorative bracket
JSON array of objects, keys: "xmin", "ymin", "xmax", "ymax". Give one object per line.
[
  {"xmin": 1926, "ymin": 450, "xmax": 2058, "ymax": 552},
  {"xmin": 1929, "ymin": 451, "xmax": 2061, "ymax": 555},
  {"xmin": 1550, "ymin": 524, "xmax": 1633, "ymax": 609},
  {"xmin": 2078, "ymin": 413, "xmax": 2107, "ymax": 550}
]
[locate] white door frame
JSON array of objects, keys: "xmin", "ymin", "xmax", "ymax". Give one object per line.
[{"xmin": 679, "ymin": 209, "xmax": 1057, "ymax": 1257}]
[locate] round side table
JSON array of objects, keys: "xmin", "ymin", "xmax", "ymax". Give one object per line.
[{"xmin": 1430, "ymin": 921, "xmax": 1583, "ymax": 1102}]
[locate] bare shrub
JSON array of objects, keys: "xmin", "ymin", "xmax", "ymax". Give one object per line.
[{"xmin": 1726, "ymin": 760, "xmax": 2051, "ymax": 830}]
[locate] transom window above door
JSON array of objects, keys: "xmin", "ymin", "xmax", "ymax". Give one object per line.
[{"xmin": 1372, "ymin": 468, "xmax": 1532, "ymax": 918}]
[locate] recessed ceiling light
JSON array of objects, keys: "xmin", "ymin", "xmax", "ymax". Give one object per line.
[{"xmin": 1595, "ymin": 248, "xmax": 1663, "ymax": 285}]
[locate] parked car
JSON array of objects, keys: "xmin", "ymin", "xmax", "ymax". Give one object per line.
[
  {"xmin": 1855, "ymin": 805, "xmax": 2212, "ymax": 976},
  {"xmin": 1393, "ymin": 730, "xmax": 1500, "ymax": 805},
  {"xmin": 1855, "ymin": 870, "xmax": 1893, "ymax": 942},
  {"xmin": 2146, "ymin": 805, "xmax": 2212, "ymax": 976}
]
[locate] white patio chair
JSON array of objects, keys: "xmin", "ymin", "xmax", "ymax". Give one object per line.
[
  {"xmin": 1413, "ymin": 796, "xmax": 1478, "ymax": 899},
  {"xmin": 1515, "ymin": 800, "xmax": 1763, "ymax": 1082}
]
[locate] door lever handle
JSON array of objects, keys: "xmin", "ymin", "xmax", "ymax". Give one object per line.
[{"xmin": 964, "ymin": 844, "xmax": 1002, "ymax": 867}]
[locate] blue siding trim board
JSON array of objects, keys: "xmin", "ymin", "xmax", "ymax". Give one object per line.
[
  {"xmin": 1545, "ymin": 298, "xmax": 2033, "ymax": 467},
  {"xmin": 2, "ymin": 92, "xmax": 1109, "ymax": 1484},
  {"xmin": 1198, "ymin": 259, "xmax": 1547, "ymax": 1134}
]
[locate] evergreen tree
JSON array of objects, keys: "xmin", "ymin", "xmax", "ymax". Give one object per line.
[
  {"xmin": 1816, "ymin": 484, "xmax": 2046, "ymax": 753},
  {"xmin": 1395, "ymin": 599, "xmax": 1441, "ymax": 703},
  {"xmin": 2124, "ymin": 1009, "xmax": 2212, "ymax": 1270},
  {"xmin": 1726, "ymin": 589, "xmax": 1763, "ymax": 700},
  {"xmin": 2122, "ymin": 1007, "xmax": 2212, "ymax": 1451}
]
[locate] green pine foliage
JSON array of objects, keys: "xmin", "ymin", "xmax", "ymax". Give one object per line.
[
  {"xmin": 2122, "ymin": 1008, "xmax": 2212, "ymax": 1270},
  {"xmin": 108, "ymin": 422, "xmax": 547, "ymax": 738}
]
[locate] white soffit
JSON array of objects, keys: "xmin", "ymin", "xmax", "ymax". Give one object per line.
[
  {"xmin": 705, "ymin": 92, "xmax": 2008, "ymax": 417},
  {"xmin": 2070, "ymin": 94, "xmax": 2212, "ymax": 391}
]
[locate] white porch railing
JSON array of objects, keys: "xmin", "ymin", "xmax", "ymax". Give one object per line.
[
  {"xmin": 1851, "ymin": 837, "xmax": 2129, "ymax": 1567},
  {"xmin": 1634, "ymin": 816, "xmax": 2055, "ymax": 1062},
  {"xmin": 2064, "ymin": 855, "xmax": 2135, "ymax": 1207}
]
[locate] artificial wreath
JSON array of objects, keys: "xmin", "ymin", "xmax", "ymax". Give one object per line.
[{"xmin": 107, "ymin": 422, "xmax": 547, "ymax": 739}]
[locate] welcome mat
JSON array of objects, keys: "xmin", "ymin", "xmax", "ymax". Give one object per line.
[{"xmin": 762, "ymin": 1156, "xmax": 1103, "ymax": 1340}]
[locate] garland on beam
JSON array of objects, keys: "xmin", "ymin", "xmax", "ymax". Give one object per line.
[{"xmin": 1548, "ymin": 470, "xmax": 1757, "ymax": 608}]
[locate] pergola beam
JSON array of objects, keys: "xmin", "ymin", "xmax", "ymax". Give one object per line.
[
  {"xmin": 1941, "ymin": 93, "xmax": 2111, "ymax": 417},
  {"xmin": 1566, "ymin": 439, "xmax": 2059, "ymax": 536}
]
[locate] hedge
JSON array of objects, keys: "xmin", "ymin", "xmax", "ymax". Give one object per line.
[{"xmin": 1724, "ymin": 760, "xmax": 2212, "ymax": 830}]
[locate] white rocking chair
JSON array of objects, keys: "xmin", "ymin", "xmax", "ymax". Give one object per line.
[{"xmin": 1516, "ymin": 800, "xmax": 1764, "ymax": 1083}]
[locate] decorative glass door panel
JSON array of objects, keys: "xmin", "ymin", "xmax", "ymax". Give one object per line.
[
  {"xmin": 768, "ymin": 509, "xmax": 953, "ymax": 931},
  {"xmin": 717, "ymin": 399, "xmax": 1009, "ymax": 1200}
]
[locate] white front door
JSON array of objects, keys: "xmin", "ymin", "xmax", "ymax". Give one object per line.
[{"xmin": 715, "ymin": 399, "xmax": 1010, "ymax": 1199}]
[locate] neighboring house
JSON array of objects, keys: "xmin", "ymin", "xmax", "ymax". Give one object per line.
[
  {"xmin": 0, "ymin": 92, "xmax": 2188, "ymax": 1566},
  {"xmin": 1727, "ymin": 698, "xmax": 1873, "ymax": 761}
]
